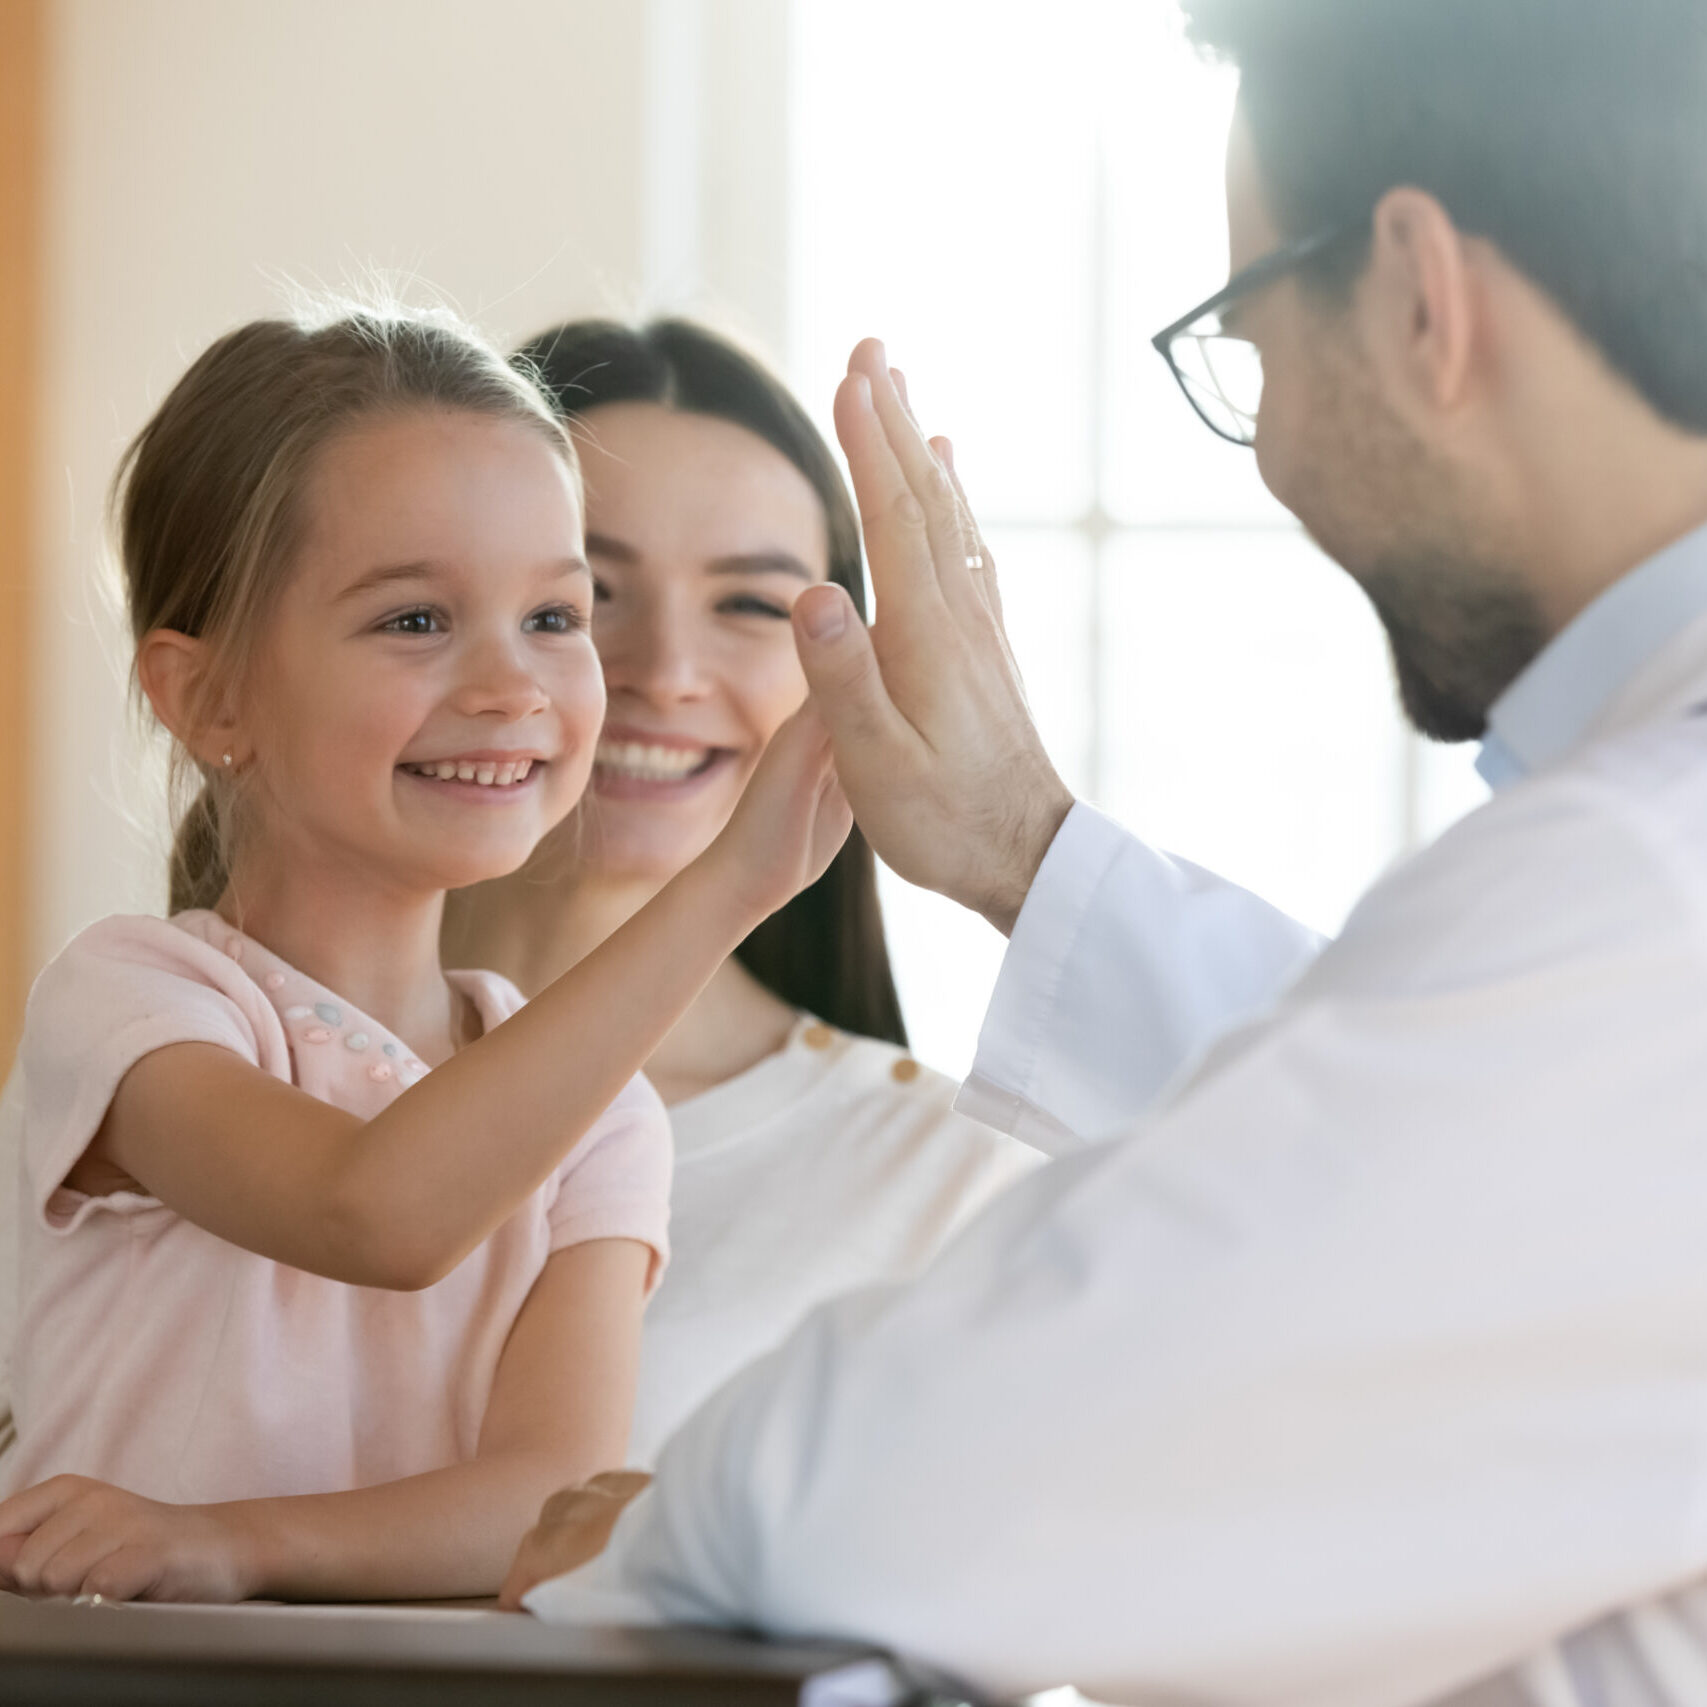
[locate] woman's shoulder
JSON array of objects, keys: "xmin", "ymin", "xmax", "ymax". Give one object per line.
[{"xmin": 678, "ymin": 1017, "xmax": 1043, "ymax": 1178}]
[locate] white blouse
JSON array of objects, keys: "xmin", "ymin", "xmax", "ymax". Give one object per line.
[{"xmin": 628, "ymin": 1015, "xmax": 1043, "ymax": 1467}]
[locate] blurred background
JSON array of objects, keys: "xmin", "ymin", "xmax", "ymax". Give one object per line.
[{"xmin": 0, "ymin": 0, "xmax": 1489, "ymax": 1076}]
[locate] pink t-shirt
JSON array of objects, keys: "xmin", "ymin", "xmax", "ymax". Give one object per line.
[{"xmin": 5, "ymin": 910, "xmax": 672, "ymax": 1503}]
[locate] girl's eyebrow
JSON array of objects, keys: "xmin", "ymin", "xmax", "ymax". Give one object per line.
[
  {"xmin": 335, "ymin": 561, "xmax": 437, "ymax": 602},
  {"xmin": 335, "ymin": 557, "xmax": 589, "ymax": 602}
]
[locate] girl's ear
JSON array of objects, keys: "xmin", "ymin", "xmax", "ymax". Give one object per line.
[{"xmin": 137, "ymin": 630, "xmax": 244, "ymax": 768}]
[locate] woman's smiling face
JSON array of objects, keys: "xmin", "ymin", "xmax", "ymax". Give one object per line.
[{"xmin": 577, "ymin": 402, "xmax": 831, "ymax": 883}]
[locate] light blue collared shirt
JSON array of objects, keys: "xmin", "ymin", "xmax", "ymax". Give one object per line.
[{"xmin": 1476, "ymin": 519, "xmax": 1707, "ymax": 791}]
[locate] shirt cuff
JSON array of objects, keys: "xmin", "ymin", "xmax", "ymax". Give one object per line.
[{"xmin": 955, "ymin": 802, "xmax": 1128, "ymax": 1154}]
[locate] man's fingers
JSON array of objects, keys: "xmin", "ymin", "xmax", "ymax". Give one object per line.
[
  {"xmin": 833, "ymin": 371, "xmax": 950, "ymax": 631},
  {"xmin": 848, "ymin": 352, "xmax": 986, "ymax": 624},
  {"xmin": 931, "ymin": 435, "xmax": 1012, "ymax": 640},
  {"xmin": 792, "ymin": 586, "xmax": 912, "ymax": 761},
  {"xmin": 586, "ymin": 1470, "xmax": 652, "ymax": 1500}
]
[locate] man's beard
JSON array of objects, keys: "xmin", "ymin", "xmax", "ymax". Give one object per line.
[
  {"xmin": 1283, "ymin": 333, "xmax": 1550, "ymax": 743},
  {"xmin": 1359, "ymin": 551, "xmax": 1549, "ymax": 742}
]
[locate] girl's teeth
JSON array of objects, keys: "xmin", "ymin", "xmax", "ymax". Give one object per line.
[{"xmin": 410, "ymin": 759, "xmax": 537, "ymax": 786}]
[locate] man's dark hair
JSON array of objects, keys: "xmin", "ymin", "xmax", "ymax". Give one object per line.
[{"xmin": 1183, "ymin": 0, "xmax": 1707, "ymax": 432}]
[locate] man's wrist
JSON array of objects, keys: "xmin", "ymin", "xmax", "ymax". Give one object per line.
[{"xmin": 976, "ymin": 785, "xmax": 1076, "ymax": 937}]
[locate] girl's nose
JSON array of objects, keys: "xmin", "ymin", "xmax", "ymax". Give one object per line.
[{"xmin": 450, "ymin": 641, "xmax": 553, "ymax": 721}]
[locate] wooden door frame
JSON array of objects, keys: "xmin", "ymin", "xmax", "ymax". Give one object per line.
[{"xmin": 0, "ymin": 0, "xmax": 43, "ymax": 1060}]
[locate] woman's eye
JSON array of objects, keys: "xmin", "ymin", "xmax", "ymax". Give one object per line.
[
  {"xmin": 381, "ymin": 608, "xmax": 444, "ymax": 636},
  {"xmin": 525, "ymin": 603, "xmax": 588, "ymax": 635},
  {"xmin": 720, "ymin": 594, "xmax": 791, "ymax": 620}
]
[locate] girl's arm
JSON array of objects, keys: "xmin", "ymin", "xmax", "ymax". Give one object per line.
[
  {"xmin": 0, "ymin": 1238, "xmax": 651, "ymax": 1601},
  {"xmin": 87, "ymin": 707, "xmax": 849, "ymax": 1290}
]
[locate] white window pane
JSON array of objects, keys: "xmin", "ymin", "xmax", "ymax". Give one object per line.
[
  {"xmin": 1411, "ymin": 735, "xmax": 1491, "ymax": 846},
  {"xmin": 1097, "ymin": 530, "xmax": 1410, "ymax": 935},
  {"xmin": 1098, "ymin": 8, "xmax": 1293, "ymax": 526},
  {"xmin": 873, "ymin": 529, "xmax": 1093, "ymax": 1080},
  {"xmin": 789, "ymin": 1, "xmax": 1100, "ymax": 522},
  {"xmin": 876, "ymin": 868, "xmax": 1006, "ymax": 1083}
]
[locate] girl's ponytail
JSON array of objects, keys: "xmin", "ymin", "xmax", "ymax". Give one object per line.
[{"xmin": 166, "ymin": 783, "xmax": 229, "ymax": 916}]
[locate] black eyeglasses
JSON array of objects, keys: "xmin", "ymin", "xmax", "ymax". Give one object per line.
[{"xmin": 1151, "ymin": 220, "xmax": 1365, "ymax": 448}]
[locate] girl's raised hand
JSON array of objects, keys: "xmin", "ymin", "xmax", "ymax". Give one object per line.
[
  {"xmin": 700, "ymin": 700, "xmax": 853, "ymax": 920},
  {"xmin": 0, "ymin": 1475, "xmax": 258, "ymax": 1602}
]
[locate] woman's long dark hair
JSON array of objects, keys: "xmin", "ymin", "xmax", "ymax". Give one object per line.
[{"xmin": 516, "ymin": 317, "xmax": 907, "ymax": 1048}]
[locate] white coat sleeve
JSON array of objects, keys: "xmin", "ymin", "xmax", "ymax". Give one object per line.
[
  {"xmin": 526, "ymin": 776, "xmax": 1707, "ymax": 1707},
  {"xmin": 957, "ymin": 803, "xmax": 1324, "ymax": 1151}
]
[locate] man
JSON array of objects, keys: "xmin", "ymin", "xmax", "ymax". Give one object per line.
[{"xmin": 519, "ymin": 3, "xmax": 1707, "ymax": 1702}]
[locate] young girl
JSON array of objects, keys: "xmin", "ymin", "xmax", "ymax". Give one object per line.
[{"xmin": 0, "ymin": 306, "xmax": 848, "ymax": 1603}]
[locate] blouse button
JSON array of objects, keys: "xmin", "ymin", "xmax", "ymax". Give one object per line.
[
  {"xmin": 284, "ymin": 1006, "xmax": 313, "ymax": 1021},
  {"xmin": 890, "ymin": 1058, "xmax": 921, "ymax": 1085},
  {"xmin": 263, "ymin": 972, "xmax": 285, "ymax": 992},
  {"xmin": 367, "ymin": 1063, "xmax": 393, "ymax": 1082},
  {"xmin": 802, "ymin": 1024, "xmax": 835, "ymax": 1051},
  {"xmin": 303, "ymin": 1026, "xmax": 334, "ymax": 1044},
  {"xmin": 314, "ymin": 1002, "xmax": 343, "ymax": 1026},
  {"xmin": 345, "ymin": 1032, "xmax": 370, "ymax": 1052},
  {"xmin": 381, "ymin": 1043, "xmax": 401, "ymax": 1058}
]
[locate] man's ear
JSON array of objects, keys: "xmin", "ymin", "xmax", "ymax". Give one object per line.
[
  {"xmin": 136, "ymin": 629, "xmax": 242, "ymax": 768},
  {"xmin": 1364, "ymin": 186, "xmax": 1481, "ymax": 416}
]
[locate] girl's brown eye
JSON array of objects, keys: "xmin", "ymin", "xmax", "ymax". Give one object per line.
[
  {"xmin": 525, "ymin": 604, "xmax": 588, "ymax": 636},
  {"xmin": 383, "ymin": 608, "xmax": 441, "ymax": 635}
]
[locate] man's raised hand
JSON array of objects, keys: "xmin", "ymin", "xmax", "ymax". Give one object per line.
[{"xmin": 791, "ymin": 339, "xmax": 1073, "ymax": 935}]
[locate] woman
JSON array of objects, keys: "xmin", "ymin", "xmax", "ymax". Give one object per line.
[{"xmin": 446, "ymin": 318, "xmax": 1042, "ymax": 1465}]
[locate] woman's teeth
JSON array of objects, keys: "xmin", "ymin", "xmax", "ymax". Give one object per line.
[
  {"xmin": 596, "ymin": 741, "xmax": 713, "ymax": 783},
  {"xmin": 404, "ymin": 758, "xmax": 534, "ymax": 786}
]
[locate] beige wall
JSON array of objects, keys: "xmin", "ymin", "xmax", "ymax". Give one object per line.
[
  {"xmin": 2, "ymin": 0, "xmax": 44, "ymax": 1058},
  {"xmin": 30, "ymin": 0, "xmax": 790, "ymax": 976}
]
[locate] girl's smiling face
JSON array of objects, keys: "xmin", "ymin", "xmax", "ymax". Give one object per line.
[
  {"xmin": 576, "ymin": 402, "xmax": 830, "ymax": 883},
  {"xmin": 236, "ymin": 409, "xmax": 603, "ymax": 896}
]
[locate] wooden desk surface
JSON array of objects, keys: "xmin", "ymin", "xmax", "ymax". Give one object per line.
[{"xmin": 0, "ymin": 1592, "xmax": 913, "ymax": 1707}]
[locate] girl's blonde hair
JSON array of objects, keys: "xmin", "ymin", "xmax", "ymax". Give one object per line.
[{"xmin": 111, "ymin": 306, "xmax": 576, "ymax": 914}]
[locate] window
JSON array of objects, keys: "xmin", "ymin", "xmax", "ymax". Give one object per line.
[{"xmin": 788, "ymin": 0, "xmax": 1488, "ymax": 1074}]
